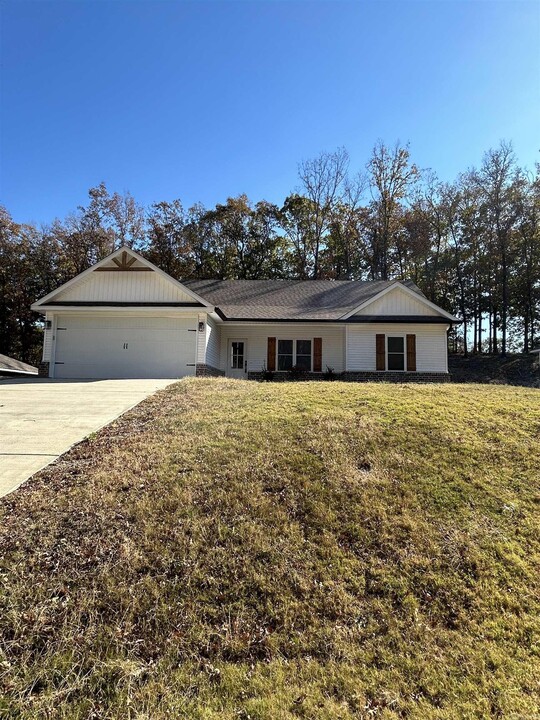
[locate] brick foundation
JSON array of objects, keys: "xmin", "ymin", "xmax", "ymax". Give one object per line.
[
  {"xmin": 341, "ymin": 371, "xmax": 450, "ymax": 383},
  {"xmin": 248, "ymin": 370, "xmax": 450, "ymax": 383},
  {"xmin": 248, "ymin": 371, "xmax": 328, "ymax": 382},
  {"xmin": 195, "ymin": 363, "xmax": 225, "ymax": 378},
  {"xmin": 38, "ymin": 362, "xmax": 50, "ymax": 378}
]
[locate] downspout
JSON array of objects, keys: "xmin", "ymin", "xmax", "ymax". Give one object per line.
[
  {"xmin": 445, "ymin": 324, "xmax": 450, "ymax": 373},
  {"xmin": 49, "ymin": 314, "xmax": 58, "ymax": 379}
]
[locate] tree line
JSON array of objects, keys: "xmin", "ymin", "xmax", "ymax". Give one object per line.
[{"xmin": 1, "ymin": 140, "xmax": 538, "ymax": 364}]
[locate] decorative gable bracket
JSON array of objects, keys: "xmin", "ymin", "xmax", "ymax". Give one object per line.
[{"xmin": 95, "ymin": 250, "xmax": 152, "ymax": 271}]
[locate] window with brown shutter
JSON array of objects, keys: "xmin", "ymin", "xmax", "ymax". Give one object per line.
[
  {"xmin": 313, "ymin": 337, "xmax": 322, "ymax": 372},
  {"xmin": 267, "ymin": 337, "xmax": 276, "ymax": 372},
  {"xmin": 406, "ymin": 334, "xmax": 416, "ymax": 371},
  {"xmin": 376, "ymin": 334, "xmax": 385, "ymax": 371}
]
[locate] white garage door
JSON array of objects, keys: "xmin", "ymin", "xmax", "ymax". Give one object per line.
[{"xmin": 53, "ymin": 315, "xmax": 197, "ymax": 379}]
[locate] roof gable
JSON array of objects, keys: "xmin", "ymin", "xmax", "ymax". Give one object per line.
[
  {"xmin": 32, "ymin": 247, "xmax": 213, "ymax": 309},
  {"xmin": 340, "ymin": 282, "xmax": 458, "ymax": 321},
  {"xmin": 351, "ymin": 285, "xmax": 438, "ymax": 316}
]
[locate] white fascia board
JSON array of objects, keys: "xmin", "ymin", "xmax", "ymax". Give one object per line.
[
  {"xmin": 31, "ymin": 305, "xmax": 211, "ymax": 315},
  {"xmin": 32, "ymin": 246, "xmax": 214, "ymax": 309},
  {"xmin": 339, "ymin": 281, "xmax": 460, "ymax": 322},
  {"xmin": 218, "ymin": 320, "xmax": 350, "ymax": 327}
]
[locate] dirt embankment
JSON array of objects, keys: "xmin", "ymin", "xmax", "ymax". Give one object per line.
[{"xmin": 449, "ymin": 353, "xmax": 540, "ymax": 387}]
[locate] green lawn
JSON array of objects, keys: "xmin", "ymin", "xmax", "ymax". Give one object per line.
[{"xmin": 1, "ymin": 379, "xmax": 539, "ymax": 719}]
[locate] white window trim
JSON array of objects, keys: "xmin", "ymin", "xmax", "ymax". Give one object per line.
[
  {"xmin": 277, "ymin": 337, "xmax": 313, "ymax": 372},
  {"xmin": 386, "ymin": 334, "xmax": 407, "ymax": 372},
  {"xmin": 228, "ymin": 338, "xmax": 247, "ymax": 372}
]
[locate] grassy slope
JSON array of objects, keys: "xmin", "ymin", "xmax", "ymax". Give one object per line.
[{"xmin": 0, "ymin": 379, "xmax": 539, "ymax": 719}]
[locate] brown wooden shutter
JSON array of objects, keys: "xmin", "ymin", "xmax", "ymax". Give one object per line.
[
  {"xmin": 313, "ymin": 337, "xmax": 322, "ymax": 372},
  {"xmin": 267, "ymin": 337, "xmax": 276, "ymax": 372},
  {"xmin": 406, "ymin": 334, "xmax": 416, "ymax": 371},
  {"xmin": 376, "ymin": 334, "xmax": 386, "ymax": 371}
]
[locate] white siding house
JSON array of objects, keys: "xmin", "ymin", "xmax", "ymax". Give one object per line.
[
  {"xmin": 346, "ymin": 324, "xmax": 449, "ymax": 373},
  {"xmin": 32, "ymin": 247, "xmax": 458, "ymax": 381},
  {"xmin": 219, "ymin": 323, "xmax": 346, "ymax": 377}
]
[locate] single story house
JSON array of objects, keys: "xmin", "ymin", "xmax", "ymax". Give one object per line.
[{"xmin": 31, "ymin": 246, "xmax": 459, "ymax": 381}]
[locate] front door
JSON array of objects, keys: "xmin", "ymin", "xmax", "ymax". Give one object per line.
[{"xmin": 227, "ymin": 339, "xmax": 247, "ymax": 379}]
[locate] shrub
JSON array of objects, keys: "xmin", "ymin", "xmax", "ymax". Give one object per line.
[
  {"xmin": 323, "ymin": 365, "xmax": 336, "ymax": 380},
  {"xmin": 288, "ymin": 364, "xmax": 303, "ymax": 380},
  {"xmin": 260, "ymin": 363, "xmax": 274, "ymax": 382}
]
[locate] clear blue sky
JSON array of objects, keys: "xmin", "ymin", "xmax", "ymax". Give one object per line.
[{"xmin": 1, "ymin": 0, "xmax": 539, "ymax": 226}]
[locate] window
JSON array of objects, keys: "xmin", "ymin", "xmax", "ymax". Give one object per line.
[
  {"xmin": 230, "ymin": 341, "xmax": 244, "ymax": 369},
  {"xmin": 277, "ymin": 340, "xmax": 294, "ymax": 370},
  {"xmin": 277, "ymin": 339, "xmax": 312, "ymax": 371},
  {"xmin": 387, "ymin": 336, "xmax": 405, "ymax": 370},
  {"xmin": 295, "ymin": 340, "xmax": 312, "ymax": 370}
]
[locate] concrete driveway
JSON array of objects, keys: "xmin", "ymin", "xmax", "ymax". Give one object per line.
[{"xmin": 0, "ymin": 378, "xmax": 176, "ymax": 498}]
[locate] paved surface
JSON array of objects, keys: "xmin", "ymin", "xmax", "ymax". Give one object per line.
[{"xmin": 0, "ymin": 378, "xmax": 176, "ymax": 498}]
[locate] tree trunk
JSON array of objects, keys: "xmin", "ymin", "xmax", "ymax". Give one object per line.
[
  {"xmin": 501, "ymin": 247, "xmax": 508, "ymax": 356},
  {"xmin": 478, "ymin": 309, "xmax": 482, "ymax": 353},
  {"xmin": 472, "ymin": 267, "xmax": 478, "ymax": 353},
  {"xmin": 477, "ymin": 279, "xmax": 483, "ymax": 353}
]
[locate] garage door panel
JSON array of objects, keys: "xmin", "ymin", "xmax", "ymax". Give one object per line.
[{"xmin": 54, "ymin": 316, "xmax": 197, "ymax": 379}]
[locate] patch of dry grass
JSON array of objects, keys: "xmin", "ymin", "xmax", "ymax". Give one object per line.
[{"xmin": 1, "ymin": 379, "xmax": 539, "ymax": 718}]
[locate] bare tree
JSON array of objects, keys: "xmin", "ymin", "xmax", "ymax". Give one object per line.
[
  {"xmin": 474, "ymin": 142, "xmax": 522, "ymax": 355},
  {"xmin": 279, "ymin": 194, "xmax": 316, "ymax": 278},
  {"xmin": 324, "ymin": 172, "xmax": 368, "ymax": 279},
  {"xmin": 107, "ymin": 190, "xmax": 145, "ymax": 249},
  {"xmin": 77, "ymin": 182, "xmax": 145, "ymax": 250},
  {"xmin": 146, "ymin": 200, "xmax": 192, "ymax": 277},
  {"xmin": 297, "ymin": 147, "xmax": 349, "ymax": 278},
  {"xmin": 514, "ymin": 164, "xmax": 540, "ymax": 351},
  {"xmin": 367, "ymin": 140, "xmax": 419, "ymax": 279}
]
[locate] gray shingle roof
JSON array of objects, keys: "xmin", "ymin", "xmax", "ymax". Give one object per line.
[
  {"xmin": 0, "ymin": 354, "xmax": 38, "ymax": 375},
  {"xmin": 183, "ymin": 278, "xmax": 427, "ymax": 320}
]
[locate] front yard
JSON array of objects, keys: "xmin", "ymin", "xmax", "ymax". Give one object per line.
[{"xmin": 1, "ymin": 379, "xmax": 539, "ymax": 718}]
